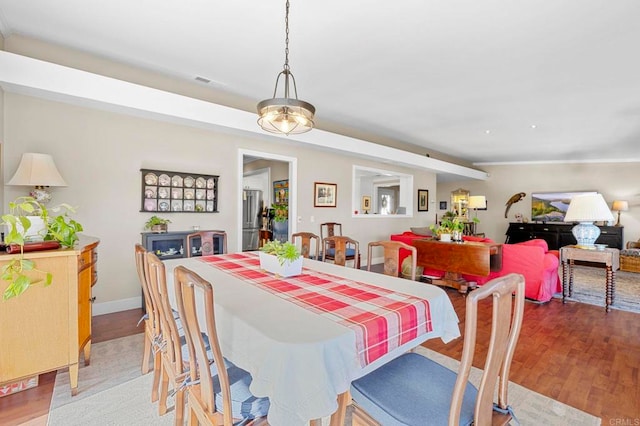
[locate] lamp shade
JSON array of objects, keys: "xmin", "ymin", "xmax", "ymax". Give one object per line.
[
  {"xmin": 564, "ymin": 193, "xmax": 614, "ymax": 247},
  {"xmin": 564, "ymin": 193, "xmax": 614, "ymax": 223},
  {"xmin": 612, "ymin": 200, "xmax": 629, "ymax": 212},
  {"xmin": 7, "ymin": 153, "xmax": 67, "ymax": 187},
  {"xmin": 468, "ymin": 195, "xmax": 487, "ymax": 209}
]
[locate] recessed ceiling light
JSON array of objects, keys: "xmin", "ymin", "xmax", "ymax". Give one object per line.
[
  {"xmin": 531, "ymin": 124, "xmax": 537, "ymax": 129},
  {"xmin": 485, "ymin": 130, "xmax": 491, "ymax": 134}
]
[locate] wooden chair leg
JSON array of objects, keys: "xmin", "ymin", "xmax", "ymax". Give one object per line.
[
  {"xmin": 187, "ymin": 403, "xmax": 198, "ymax": 426},
  {"xmin": 151, "ymin": 350, "xmax": 161, "ymax": 402},
  {"xmin": 142, "ymin": 331, "xmax": 152, "ymax": 374},
  {"xmin": 174, "ymin": 388, "xmax": 185, "ymax": 426},
  {"xmin": 159, "ymin": 365, "xmax": 169, "ymax": 416}
]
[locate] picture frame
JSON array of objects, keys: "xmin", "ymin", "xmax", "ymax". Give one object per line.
[
  {"xmin": 439, "ymin": 201, "xmax": 447, "ymax": 210},
  {"xmin": 273, "ymin": 179, "xmax": 289, "ymax": 205},
  {"xmin": 362, "ymin": 195, "xmax": 371, "ymax": 213},
  {"xmin": 314, "ymin": 182, "xmax": 337, "ymax": 207},
  {"xmin": 418, "ymin": 189, "xmax": 429, "ymax": 212}
]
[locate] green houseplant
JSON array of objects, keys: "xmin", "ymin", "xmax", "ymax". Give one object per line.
[
  {"xmin": 2, "ymin": 196, "xmax": 84, "ymax": 299},
  {"xmin": 144, "ymin": 215, "xmax": 171, "ymax": 233},
  {"xmin": 259, "ymin": 240, "xmax": 302, "ymax": 277},
  {"xmin": 271, "ymin": 203, "xmax": 289, "ymax": 223}
]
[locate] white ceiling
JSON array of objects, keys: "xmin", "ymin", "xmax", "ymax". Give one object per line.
[{"xmin": 0, "ymin": 0, "xmax": 639, "ymax": 165}]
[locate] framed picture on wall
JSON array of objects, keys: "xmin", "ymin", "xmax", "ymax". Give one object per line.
[
  {"xmin": 418, "ymin": 189, "xmax": 429, "ymax": 212},
  {"xmin": 362, "ymin": 195, "xmax": 371, "ymax": 213},
  {"xmin": 439, "ymin": 201, "xmax": 447, "ymax": 210},
  {"xmin": 314, "ymin": 182, "xmax": 337, "ymax": 207},
  {"xmin": 273, "ymin": 179, "xmax": 289, "ymax": 204}
]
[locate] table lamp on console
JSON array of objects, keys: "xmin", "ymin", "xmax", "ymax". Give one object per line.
[
  {"xmin": 612, "ymin": 200, "xmax": 628, "ymax": 227},
  {"xmin": 7, "ymin": 152, "xmax": 67, "ymax": 204},
  {"xmin": 563, "ymin": 193, "xmax": 614, "ymax": 248}
]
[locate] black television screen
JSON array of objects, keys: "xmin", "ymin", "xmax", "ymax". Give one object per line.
[{"xmin": 531, "ymin": 191, "xmax": 597, "ymax": 223}]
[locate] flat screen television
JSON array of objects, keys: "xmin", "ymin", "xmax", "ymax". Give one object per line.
[{"xmin": 531, "ymin": 191, "xmax": 597, "ymax": 223}]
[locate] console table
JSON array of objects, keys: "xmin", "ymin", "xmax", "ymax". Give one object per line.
[
  {"xmin": 412, "ymin": 239, "xmax": 503, "ymax": 293},
  {"xmin": 560, "ymin": 245, "xmax": 620, "ymax": 312},
  {"xmin": 505, "ymin": 223, "xmax": 623, "ymax": 250}
]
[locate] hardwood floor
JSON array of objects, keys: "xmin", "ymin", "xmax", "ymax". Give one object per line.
[{"xmin": 1, "ymin": 287, "xmax": 638, "ymax": 425}]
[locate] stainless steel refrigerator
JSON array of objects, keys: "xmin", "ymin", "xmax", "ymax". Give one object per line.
[{"xmin": 242, "ymin": 189, "xmax": 263, "ymax": 251}]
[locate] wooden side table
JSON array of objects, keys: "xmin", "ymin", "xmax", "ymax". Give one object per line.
[{"xmin": 560, "ymin": 245, "xmax": 620, "ymax": 312}]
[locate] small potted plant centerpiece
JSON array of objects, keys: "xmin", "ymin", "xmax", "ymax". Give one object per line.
[
  {"xmin": 144, "ymin": 215, "xmax": 171, "ymax": 233},
  {"xmin": 259, "ymin": 240, "xmax": 302, "ymax": 277}
]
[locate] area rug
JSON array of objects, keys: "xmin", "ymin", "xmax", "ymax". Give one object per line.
[
  {"xmin": 47, "ymin": 334, "xmax": 600, "ymax": 425},
  {"xmin": 555, "ymin": 265, "xmax": 640, "ymax": 313}
]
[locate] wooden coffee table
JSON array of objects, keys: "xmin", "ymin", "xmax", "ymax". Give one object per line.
[
  {"xmin": 560, "ymin": 245, "xmax": 620, "ymax": 312},
  {"xmin": 412, "ymin": 239, "xmax": 503, "ymax": 292}
]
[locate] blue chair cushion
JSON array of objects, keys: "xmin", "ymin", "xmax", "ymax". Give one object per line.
[
  {"xmin": 325, "ymin": 248, "xmax": 357, "ymax": 257},
  {"xmin": 350, "ymin": 352, "xmax": 477, "ymax": 426},
  {"xmin": 207, "ymin": 361, "xmax": 270, "ymax": 420},
  {"xmin": 180, "ymin": 333, "xmax": 213, "ymax": 362}
]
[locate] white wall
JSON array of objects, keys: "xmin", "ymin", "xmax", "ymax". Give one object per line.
[
  {"xmin": 438, "ymin": 162, "xmax": 640, "ymax": 246},
  {"xmin": 2, "ymin": 93, "xmax": 438, "ymax": 313}
]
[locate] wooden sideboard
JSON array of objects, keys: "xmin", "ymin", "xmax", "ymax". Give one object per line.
[
  {"xmin": 0, "ymin": 235, "xmax": 99, "ymax": 396},
  {"xmin": 505, "ymin": 223, "xmax": 623, "ymax": 250}
]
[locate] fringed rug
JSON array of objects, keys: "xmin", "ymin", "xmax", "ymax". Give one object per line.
[
  {"xmin": 555, "ymin": 265, "xmax": 640, "ymax": 313},
  {"xmin": 47, "ymin": 334, "xmax": 600, "ymax": 425}
]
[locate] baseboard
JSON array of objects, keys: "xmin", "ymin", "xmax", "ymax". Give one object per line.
[{"xmin": 92, "ymin": 296, "xmax": 141, "ymax": 316}]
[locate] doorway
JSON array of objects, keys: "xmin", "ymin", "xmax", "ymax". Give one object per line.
[{"xmin": 238, "ymin": 149, "xmax": 297, "ymax": 251}]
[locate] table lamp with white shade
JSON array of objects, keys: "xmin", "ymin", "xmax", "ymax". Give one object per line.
[
  {"xmin": 468, "ymin": 195, "xmax": 486, "ymax": 235},
  {"xmin": 7, "ymin": 153, "xmax": 67, "ymax": 204},
  {"xmin": 612, "ymin": 200, "xmax": 628, "ymax": 227},
  {"xmin": 563, "ymin": 193, "xmax": 614, "ymax": 248}
]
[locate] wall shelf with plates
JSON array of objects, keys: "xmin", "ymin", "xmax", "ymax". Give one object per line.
[{"xmin": 141, "ymin": 168, "xmax": 219, "ymax": 213}]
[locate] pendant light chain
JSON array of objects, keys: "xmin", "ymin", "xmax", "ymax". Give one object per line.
[{"xmin": 284, "ymin": 0, "xmax": 290, "ymax": 72}]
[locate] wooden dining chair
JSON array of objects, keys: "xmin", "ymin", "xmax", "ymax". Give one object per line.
[
  {"xmin": 350, "ymin": 273, "xmax": 525, "ymax": 426},
  {"xmin": 291, "ymin": 232, "xmax": 320, "ymax": 259},
  {"xmin": 145, "ymin": 252, "xmax": 189, "ymax": 425},
  {"xmin": 367, "ymin": 240, "xmax": 418, "ymax": 281},
  {"xmin": 322, "ymin": 236, "xmax": 360, "ymax": 268},
  {"xmin": 174, "ymin": 265, "xmax": 270, "ymax": 425},
  {"xmin": 134, "ymin": 244, "xmax": 162, "ymax": 402},
  {"xmin": 186, "ymin": 230, "xmax": 227, "ymax": 257}
]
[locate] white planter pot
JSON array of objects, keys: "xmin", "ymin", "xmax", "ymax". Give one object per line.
[
  {"xmin": 15, "ymin": 216, "xmax": 48, "ymax": 242},
  {"xmin": 439, "ymin": 233, "xmax": 452, "ymax": 242},
  {"xmin": 259, "ymin": 252, "xmax": 303, "ymax": 277}
]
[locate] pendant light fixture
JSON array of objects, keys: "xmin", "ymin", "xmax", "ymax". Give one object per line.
[{"xmin": 257, "ymin": 0, "xmax": 315, "ymax": 135}]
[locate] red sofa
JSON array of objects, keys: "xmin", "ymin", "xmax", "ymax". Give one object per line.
[{"xmin": 390, "ymin": 232, "xmax": 561, "ymax": 302}]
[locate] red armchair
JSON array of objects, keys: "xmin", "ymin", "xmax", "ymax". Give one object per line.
[{"xmin": 390, "ymin": 231, "xmax": 561, "ymax": 302}]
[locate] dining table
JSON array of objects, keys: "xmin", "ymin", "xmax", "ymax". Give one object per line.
[{"xmin": 163, "ymin": 252, "xmax": 460, "ymax": 426}]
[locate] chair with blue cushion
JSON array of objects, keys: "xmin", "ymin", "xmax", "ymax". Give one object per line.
[
  {"xmin": 291, "ymin": 232, "xmax": 320, "ymax": 259},
  {"xmin": 146, "ymin": 252, "xmax": 191, "ymax": 425},
  {"xmin": 174, "ymin": 265, "xmax": 270, "ymax": 425},
  {"xmin": 350, "ymin": 273, "xmax": 525, "ymax": 426},
  {"xmin": 322, "ymin": 235, "xmax": 360, "ymax": 268},
  {"xmin": 134, "ymin": 244, "xmax": 162, "ymax": 402}
]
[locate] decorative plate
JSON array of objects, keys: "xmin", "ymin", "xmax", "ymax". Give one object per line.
[
  {"xmin": 144, "ymin": 199, "xmax": 156, "ymax": 211},
  {"xmin": 171, "ymin": 200, "xmax": 183, "ymax": 211},
  {"xmin": 206, "ymin": 202, "xmax": 214, "ymax": 212},
  {"xmin": 172, "ymin": 188, "xmax": 183, "ymax": 199},
  {"xmin": 158, "ymin": 187, "xmax": 169, "ymax": 199},
  {"xmin": 184, "ymin": 189, "xmax": 195, "ymax": 200},
  {"xmin": 159, "ymin": 201, "xmax": 169, "ymax": 212},
  {"xmin": 158, "ymin": 174, "xmax": 171, "ymax": 186},
  {"xmin": 207, "ymin": 178, "xmax": 215, "ymax": 189},
  {"xmin": 184, "ymin": 176, "xmax": 195, "ymax": 188},
  {"xmin": 196, "ymin": 189, "xmax": 205, "ymax": 200},
  {"xmin": 184, "ymin": 200, "xmax": 194, "ymax": 211},
  {"xmin": 145, "ymin": 173, "xmax": 157, "ymax": 185},
  {"xmin": 196, "ymin": 177, "xmax": 206, "ymax": 188},
  {"xmin": 206, "ymin": 190, "xmax": 214, "ymax": 200},
  {"xmin": 171, "ymin": 175, "xmax": 183, "ymax": 187},
  {"xmin": 145, "ymin": 188, "xmax": 156, "ymax": 199}
]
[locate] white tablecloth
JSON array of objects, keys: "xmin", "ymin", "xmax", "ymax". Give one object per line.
[{"xmin": 164, "ymin": 256, "xmax": 460, "ymax": 426}]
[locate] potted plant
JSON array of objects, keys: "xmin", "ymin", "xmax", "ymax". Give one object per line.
[
  {"xmin": 144, "ymin": 215, "xmax": 171, "ymax": 233},
  {"xmin": 1, "ymin": 196, "xmax": 84, "ymax": 299},
  {"xmin": 271, "ymin": 202, "xmax": 289, "ymax": 242},
  {"xmin": 259, "ymin": 240, "xmax": 302, "ymax": 277}
]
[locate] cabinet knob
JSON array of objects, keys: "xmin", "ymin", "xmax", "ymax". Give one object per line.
[{"xmin": 89, "ymin": 297, "xmax": 96, "ymax": 303}]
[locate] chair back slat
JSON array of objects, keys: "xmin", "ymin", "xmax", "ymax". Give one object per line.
[
  {"xmin": 367, "ymin": 240, "xmax": 417, "ymax": 280},
  {"xmin": 186, "ymin": 231, "xmax": 227, "ymax": 257},
  {"xmin": 449, "ymin": 273, "xmax": 525, "ymax": 425},
  {"xmin": 291, "ymin": 232, "xmax": 320, "ymax": 259},
  {"xmin": 174, "ymin": 265, "xmax": 233, "ymax": 425},
  {"xmin": 135, "ymin": 244, "xmax": 158, "ymax": 334}
]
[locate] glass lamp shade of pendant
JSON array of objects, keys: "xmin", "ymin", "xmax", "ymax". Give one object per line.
[
  {"xmin": 571, "ymin": 222, "xmax": 601, "ymax": 248},
  {"xmin": 257, "ymin": 97, "xmax": 315, "ymax": 135}
]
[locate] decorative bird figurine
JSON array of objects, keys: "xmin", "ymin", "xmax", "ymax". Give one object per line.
[{"xmin": 505, "ymin": 192, "xmax": 526, "ymax": 218}]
